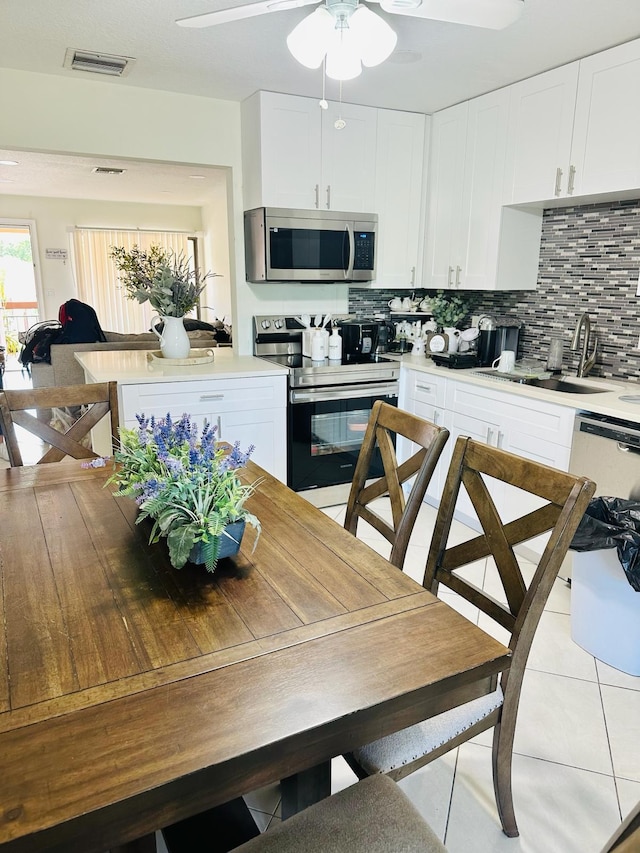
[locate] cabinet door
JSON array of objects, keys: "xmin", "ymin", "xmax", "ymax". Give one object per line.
[
  {"xmin": 571, "ymin": 40, "xmax": 640, "ymax": 196},
  {"xmin": 458, "ymin": 88, "xmax": 510, "ymax": 290},
  {"xmin": 321, "ymin": 102, "xmax": 378, "ymax": 211},
  {"xmin": 372, "ymin": 109, "xmax": 426, "ymax": 289},
  {"xmin": 503, "ymin": 63, "xmax": 579, "ymax": 203},
  {"xmin": 423, "ymin": 102, "xmax": 468, "ymax": 289},
  {"xmin": 246, "ymin": 92, "xmax": 322, "ymax": 209},
  {"xmin": 218, "ymin": 407, "xmax": 287, "ymax": 483}
]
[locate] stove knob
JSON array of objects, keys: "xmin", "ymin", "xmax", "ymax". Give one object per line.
[
  {"xmin": 273, "ymin": 318, "xmax": 284, "ymax": 329},
  {"xmin": 261, "ymin": 319, "xmax": 271, "ymax": 330}
]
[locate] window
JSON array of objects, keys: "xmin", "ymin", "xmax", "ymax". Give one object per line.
[{"xmin": 71, "ymin": 229, "xmax": 191, "ymax": 334}]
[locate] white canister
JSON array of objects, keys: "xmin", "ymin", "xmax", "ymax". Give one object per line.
[
  {"xmin": 311, "ymin": 330, "xmax": 326, "ymax": 361},
  {"xmin": 328, "ymin": 327, "xmax": 342, "ymax": 361}
]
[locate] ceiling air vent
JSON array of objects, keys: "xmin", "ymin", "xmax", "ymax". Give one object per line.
[
  {"xmin": 92, "ymin": 167, "xmax": 127, "ymax": 175},
  {"xmin": 63, "ymin": 49, "xmax": 135, "ymax": 77}
]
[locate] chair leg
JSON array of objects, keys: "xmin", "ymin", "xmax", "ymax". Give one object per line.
[{"xmin": 492, "ymin": 717, "xmax": 518, "ymax": 837}]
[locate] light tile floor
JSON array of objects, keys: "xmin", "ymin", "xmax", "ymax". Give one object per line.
[
  {"xmin": 4, "ymin": 369, "xmax": 636, "ymax": 851},
  {"xmin": 237, "ymin": 499, "xmax": 640, "ymax": 853}
]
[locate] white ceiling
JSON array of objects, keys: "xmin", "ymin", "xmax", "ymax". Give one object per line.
[{"xmin": 1, "ymin": 0, "xmax": 640, "ymax": 205}]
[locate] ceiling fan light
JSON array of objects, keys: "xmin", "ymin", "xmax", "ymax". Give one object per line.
[
  {"xmin": 325, "ymin": 29, "xmax": 362, "ymax": 80},
  {"xmin": 286, "ymin": 6, "xmax": 335, "ymax": 68},
  {"xmin": 349, "ymin": 5, "xmax": 397, "ymax": 67}
]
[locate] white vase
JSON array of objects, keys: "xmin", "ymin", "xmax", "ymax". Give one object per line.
[
  {"xmin": 444, "ymin": 327, "xmax": 460, "ymax": 353},
  {"xmin": 151, "ymin": 315, "xmax": 190, "ymax": 359}
]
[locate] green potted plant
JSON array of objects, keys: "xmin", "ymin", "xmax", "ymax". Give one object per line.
[
  {"xmin": 108, "ymin": 413, "xmax": 261, "ymax": 572},
  {"xmin": 429, "ymin": 290, "xmax": 470, "ymax": 331},
  {"xmin": 110, "ymin": 244, "xmax": 218, "ymax": 359}
]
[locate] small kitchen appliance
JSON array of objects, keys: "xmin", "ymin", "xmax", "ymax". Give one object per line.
[
  {"xmin": 244, "ymin": 207, "xmax": 377, "ymax": 283},
  {"xmin": 477, "ymin": 315, "xmax": 523, "ymax": 367},
  {"xmin": 338, "ymin": 320, "xmax": 380, "ymax": 359}
]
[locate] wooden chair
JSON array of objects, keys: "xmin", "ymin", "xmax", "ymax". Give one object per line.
[
  {"xmin": 231, "ymin": 775, "xmax": 447, "ymax": 853},
  {"xmin": 601, "ymin": 799, "xmax": 640, "ymax": 853},
  {"xmin": 0, "ymin": 382, "xmax": 119, "ymax": 466},
  {"xmin": 344, "ymin": 400, "xmax": 449, "ymax": 569},
  {"xmin": 345, "ymin": 436, "xmax": 596, "ymax": 838}
]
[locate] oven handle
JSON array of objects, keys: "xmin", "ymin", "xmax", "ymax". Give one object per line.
[{"xmin": 290, "ymin": 383, "xmax": 398, "ymax": 404}]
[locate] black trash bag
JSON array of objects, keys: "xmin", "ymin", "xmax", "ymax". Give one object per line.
[{"xmin": 570, "ymin": 497, "xmax": 640, "ymax": 592}]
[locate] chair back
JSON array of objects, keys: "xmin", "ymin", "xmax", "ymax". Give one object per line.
[
  {"xmin": 0, "ymin": 382, "xmax": 119, "ymax": 466},
  {"xmin": 424, "ymin": 436, "xmax": 596, "ymax": 693},
  {"xmin": 344, "ymin": 400, "xmax": 449, "ymax": 569}
]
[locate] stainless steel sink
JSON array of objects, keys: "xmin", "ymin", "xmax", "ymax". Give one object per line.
[
  {"xmin": 525, "ymin": 377, "xmax": 609, "ymax": 394},
  {"xmin": 470, "ymin": 368, "xmax": 613, "ymax": 394}
]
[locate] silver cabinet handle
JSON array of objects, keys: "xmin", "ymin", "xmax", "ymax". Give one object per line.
[
  {"xmin": 415, "ymin": 383, "xmax": 433, "ymax": 393},
  {"xmin": 217, "ymin": 415, "xmax": 222, "ymax": 438},
  {"xmin": 200, "ymin": 394, "xmax": 224, "ymax": 401},
  {"xmin": 410, "ymin": 266, "xmax": 416, "ymax": 286},
  {"xmin": 448, "ymin": 266, "xmax": 454, "ymax": 287},
  {"xmin": 455, "ymin": 266, "xmax": 462, "ymax": 288},
  {"xmin": 314, "ymin": 184, "xmax": 320, "ymax": 209},
  {"xmin": 486, "ymin": 426, "xmax": 494, "ymax": 445},
  {"xmin": 496, "ymin": 431, "xmax": 504, "ymax": 448},
  {"xmin": 433, "ymin": 411, "xmax": 439, "ymax": 425},
  {"xmin": 567, "ymin": 164, "xmax": 576, "ymax": 195},
  {"xmin": 326, "ymin": 185, "xmax": 331, "ymax": 209},
  {"xmin": 554, "ymin": 167, "xmax": 563, "ymax": 197}
]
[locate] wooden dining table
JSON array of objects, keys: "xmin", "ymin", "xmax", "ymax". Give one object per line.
[{"xmin": 0, "ymin": 460, "xmax": 511, "ymax": 853}]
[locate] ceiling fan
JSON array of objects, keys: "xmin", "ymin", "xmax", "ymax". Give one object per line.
[{"xmin": 176, "ymin": 0, "xmax": 525, "ymax": 32}]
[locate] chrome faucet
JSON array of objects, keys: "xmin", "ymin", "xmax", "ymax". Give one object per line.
[{"xmin": 571, "ymin": 313, "xmax": 597, "ymax": 378}]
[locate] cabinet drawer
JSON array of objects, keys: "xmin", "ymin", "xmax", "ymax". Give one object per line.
[
  {"xmin": 447, "ymin": 381, "xmax": 574, "ymax": 447},
  {"xmin": 406, "ymin": 370, "xmax": 448, "ymax": 407},
  {"xmin": 121, "ymin": 376, "xmax": 285, "ymax": 421}
]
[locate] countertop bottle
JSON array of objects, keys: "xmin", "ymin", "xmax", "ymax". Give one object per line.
[{"xmin": 328, "ymin": 327, "xmax": 342, "ymax": 361}]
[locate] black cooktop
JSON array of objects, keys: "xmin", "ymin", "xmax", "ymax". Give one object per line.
[{"xmin": 261, "ymin": 353, "xmax": 396, "ymax": 369}]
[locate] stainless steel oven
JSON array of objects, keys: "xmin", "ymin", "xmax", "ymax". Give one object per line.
[{"xmin": 253, "ymin": 315, "xmax": 399, "ymax": 506}]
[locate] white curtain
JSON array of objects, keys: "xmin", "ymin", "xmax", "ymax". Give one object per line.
[{"xmin": 71, "ymin": 229, "xmax": 190, "ymax": 334}]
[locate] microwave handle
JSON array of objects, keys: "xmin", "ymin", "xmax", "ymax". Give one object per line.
[{"xmin": 344, "ymin": 223, "xmax": 355, "ymax": 280}]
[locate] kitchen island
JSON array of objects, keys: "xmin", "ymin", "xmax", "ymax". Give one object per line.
[{"xmin": 76, "ymin": 348, "xmax": 289, "ymax": 482}]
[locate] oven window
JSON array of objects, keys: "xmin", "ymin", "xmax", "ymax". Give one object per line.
[{"xmin": 289, "ymin": 393, "xmax": 397, "ymax": 493}]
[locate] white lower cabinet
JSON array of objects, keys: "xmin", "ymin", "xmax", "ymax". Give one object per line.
[
  {"xmin": 397, "ymin": 368, "xmax": 450, "ymax": 504},
  {"xmin": 399, "ymin": 368, "xmax": 575, "ymax": 555},
  {"xmin": 119, "ymin": 375, "xmax": 287, "ymax": 482}
]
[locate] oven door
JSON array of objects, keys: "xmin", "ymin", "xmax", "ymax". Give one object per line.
[{"xmin": 288, "ymin": 382, "xmax": 398, "ymax": 496}]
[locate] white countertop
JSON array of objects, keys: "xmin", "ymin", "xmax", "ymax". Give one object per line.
[
  {"xmin": 391, "ymin": 354, "xmax": 640, "ymax": 421},
  {"xmin": 76, "ymin": 348, "xmax": 289, "ymax": 385}
]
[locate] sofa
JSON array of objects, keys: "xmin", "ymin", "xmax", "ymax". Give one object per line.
[{"xmin": 31, "ymin": 330, "xmax": 218, "ymax": 389}]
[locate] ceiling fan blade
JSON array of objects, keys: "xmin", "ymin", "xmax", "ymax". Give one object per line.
[
  {"xmin": 176, "ymin": 0, "xmax": 321, "ymax": 28},
  {"xmin": 377, "ymin": 0, "xmax": 524, "ymax": 30}
]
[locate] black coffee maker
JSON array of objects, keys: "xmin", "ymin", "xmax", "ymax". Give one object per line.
[{"xmin": 477, "ymin": 315, "xmax": 523, "ymax": 367}]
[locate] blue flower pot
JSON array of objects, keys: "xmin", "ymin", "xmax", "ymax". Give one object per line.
[{"xmin": 188, "ymin": 520, "xmax": 246, "ymax": 567}]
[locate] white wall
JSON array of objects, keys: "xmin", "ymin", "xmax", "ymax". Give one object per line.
[
  {"xmin": 0, "ymin": 69, "xmax": 349, "ymax": 353},
  {"xmin": 0, "ymin": 195, "xmax": 203, "ymax": 319}
]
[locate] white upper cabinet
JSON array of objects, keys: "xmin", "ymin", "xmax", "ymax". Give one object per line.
[
  {"xmin": 423, "ymin": 101, "xmax": 468, "ymax": 290},
  {"xmin": 503, "ymin": 63, "xmax": 579, "ymax": 204},
  {"xmin": 424, "ymin": 89, "xmax": 540, "ymax": 291},
  {"xmin": 571, "ymin": 39, "xmax": 640, "ymax": 196},
  {"xmin": 241, "ymin": 91, "xmax": 377, "ymax": 212},
  {"xmin": 371, "ymin": 108, "xmax": 427, "ymax": 290},
  {"xmin": 504, "ymin": 38, "xmax": 640, "ymax": 204}
]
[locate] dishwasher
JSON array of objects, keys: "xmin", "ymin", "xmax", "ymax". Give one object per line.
[
  {"xmin": 562, "ymin": 410, "xmax": 640, "ymax": 582},
  {"xmin": 569, "ymin": 411, "xmax": 640, "ymax": 499}
]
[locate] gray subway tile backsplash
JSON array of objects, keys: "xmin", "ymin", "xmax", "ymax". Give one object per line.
[{"xmin": 349, "ymin": 198, "xmax": 640, "ymax": 381}]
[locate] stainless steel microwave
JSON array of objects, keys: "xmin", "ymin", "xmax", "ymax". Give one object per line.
[{"xmin": 244, "ymin": 207, "xmax": 377, "ymax": 283}]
